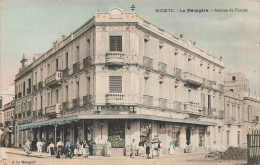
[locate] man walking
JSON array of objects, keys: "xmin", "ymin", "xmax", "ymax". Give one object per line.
[{"xmin": 131, "ymin": 139, "xmax": 136, "ymax": 158}]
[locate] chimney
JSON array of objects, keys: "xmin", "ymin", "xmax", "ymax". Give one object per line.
[{"xmin": 20, "ymin": 53, "xmax": 28, "ymax": 69}]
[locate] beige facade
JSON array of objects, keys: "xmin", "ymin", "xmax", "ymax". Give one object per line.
[
  {"xmin": 224, "ymin": 72, "xmax": 260, "ymax": 148},
  {"xmin": 14, "ymin": 8, "xmax": 225, "ymax": 155}
]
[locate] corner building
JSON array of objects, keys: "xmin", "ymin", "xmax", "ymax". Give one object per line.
[{"xmin": 15, "ymin": 8, "xmax": 225, "ymax": 155}]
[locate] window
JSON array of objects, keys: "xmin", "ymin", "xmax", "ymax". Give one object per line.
[
  {"xmin": 0, "ymin": 97, "xmax": 2, "ymax": 109},
  {"xmin": 28, "ymin": 78, "xmax": 31, "ymax": 89},
  {"xmin": 110, "ymin": 36, "xmax": 122, "ymax": 52},
  {"xmin": 66, "ymin": 86, "xmax": 68, "ymax": 102},
  {"xmin": 87, "ymin": 77, "xmax": 90, "ymax": 95},
  {"xmin": 188, "ymin": 89, "xmax": 191, "ymax": 102},
  {"xmin": 56, "ymin": 90, "xmax": 59, "ymax": 103},
  {"xmin": 23, "ymin": 82, "xmax": 25, "ymax": 96},
  {"xmin": 230, "ymin": 89, "xmax": 234, "ymax": 92},
  {"xmin": 238, "ymin": 131, "xmax": 240, "ymax": 146},
  {"xmin": 232, "ymin": 76, "xmax": 236, "ymax": 81},
  {"xmin": 76, "ymin": 46, "xmax": 79, "ymax": 62},
  {"xmin": 56, "ymin": 59, "xmax": 59, "ymax": 71},
  {"xmin": 227, "ymin": 131, "xmax": 230, "ymax": 147},
  {"xmin": 144, "ymin": 39, "xmax": 149, "ymax": 57},
  {"xmin": 47, "ymin": 64, "xmax": 50, "ymax": 76},
  {"xmin": 109, "ymin": 76, "xmax": 122, "ymax": 93},
  {"xmin": 35, "ymin": 72, "xmax": 37, "ymax": 84},
  {"xmin": 65, "ymin": 53, "xmax": 69, "ymax": 68},
  {"xmin": 76, "ymin": 82, "xmax": 79, "ymax": 98}
]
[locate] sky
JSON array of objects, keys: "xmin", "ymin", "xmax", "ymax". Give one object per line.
[{"xmin": 0, "ymin": 0, "xmax": 259, "ymax": 95}]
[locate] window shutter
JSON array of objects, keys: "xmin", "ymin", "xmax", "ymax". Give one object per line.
[
  {"xmin": 109, "ymin": 76, "xmax": 122, "ymax": 93},
  {"xmin": 110, "ymin": 36, "xmax": 122, "ymax": 52}
]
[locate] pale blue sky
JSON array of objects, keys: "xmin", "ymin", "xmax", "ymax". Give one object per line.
[{"xmin": 0, "ymin": 0, "xmax": 259, "ymax": 94}]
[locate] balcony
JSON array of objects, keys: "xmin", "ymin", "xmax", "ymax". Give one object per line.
[
  {"xmin": 206, "ymin": 80, "xmax": 213, "ymax": 88},
  {"xmin": 83, "ymin": 95, "xmax": 92, "ymax": 106},
  {"xmin": 105, "ymin": 94, "xmax": 125, "ymax": 104},
  {"xmin": 173, "ymin": 101, "xmax": 182, "ymax": 112},
  {"xmin": 106, "ymin": 52, "xmax": 125, "ymax": 65},
  {"xmin": 158, "ymin": 98, "xmax": 167, "ymax": 109},
  {"xmin": 183, "ymin": 72, "xmax": 203, "ymax": 86},
  {"xmin": 27, "ymin": 88, "xmax": 31, "ymax": 94},
  {"xmin": 46, "ymin": 104, "xmax": 61, "ymax": 115},
  {"xmin": 173, "ymin": 68, "xmax": 182, "ymax": 78},
  {"xmin": 143, "ymin": 95, "xmax": 153, "ymax": 106},
  {"xmin": 38, "ymin": 81, "xmax": 43, "ymax": 90},
  {"xmin": 62, "ymin": 102, "xmax": 68, "ymax": 111},
  {"xmin": 63, "ymin": 68, "xmax": 69, "ymax": 77},
  {"xmin": 183, "ymin": 103, "xmax": 203, "ymax": 115},
  {"xmin": 143, "ymin": 56, "xmax": 153, "ymax": 69},
  {"xmin": 251, "ymin": 116, "xmax": 259, "ymax": 123},
  {"xmin": 45, "ymin": 71, "xmax": 62, "ymax": 87},
  {"xmin": 218, "ymin": 110, "xmax": 224, "ymax": 119},
  {"xmin": 218, "ymin": 84, "xmax": 224, "ymax": 92},
  {"xmin": 83, "ymin": 56, "xmax": 92, "ymax": 68},
  {"xmin": 73, "ymin": 98, "xmax": 80, "ymax": 109},
  {"xmin": 158, "ymin": 62, "xmax": 167, "ymax": 73},
  {"xmin": 18, "ymin": 92, "xmax": 22, "ymax": 98},
  {"xmin": 73, "ymin": 62, "xmax": 80, "ymax": 74},
  {"xmin": 33, "ymin": 85, "xmax": 37, "ymax": 92}
]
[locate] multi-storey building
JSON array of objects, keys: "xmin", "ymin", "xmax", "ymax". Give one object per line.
[
  {"xmin": 224, "ymin": 72, "xmax": 260, "ymax": 148},
  {"xmin": 2, "ymin": 101, "xmax": 15, "ymax": 147},
  {"xmin": 15, "ymin": 8, "xmax": 225, "ymax": 155}
]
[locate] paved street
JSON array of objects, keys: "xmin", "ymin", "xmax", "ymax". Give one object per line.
[{"xmin": 0, "ymin": 148, "xmax": 246, "ymax": 165}]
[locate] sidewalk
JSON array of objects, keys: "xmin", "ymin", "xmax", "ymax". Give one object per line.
[{"xmin": 5, "ymin": 147, "xmax": 49, "ymax": 158}]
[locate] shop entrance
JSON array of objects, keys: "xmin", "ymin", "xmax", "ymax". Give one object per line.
[
  {"xmin": 108, "ymin": 120, "xmax": 125, "ymax": 148},
  {"xmin": 186, "ymin": 127, "xmax": 191, "ymax": 145}
]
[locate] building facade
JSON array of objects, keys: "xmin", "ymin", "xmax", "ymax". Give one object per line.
[
  {"xmin": 15, "ymin": 8, "xmax": 225, "ymax": 155},
  {"xmin": 224, "ymin": 73, "xmax": 260, "ymax": 148}
]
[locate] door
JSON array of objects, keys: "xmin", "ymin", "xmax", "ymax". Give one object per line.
[{"xmin": 186, "ymin": 127, "xmax": 191, "ymax": 145}]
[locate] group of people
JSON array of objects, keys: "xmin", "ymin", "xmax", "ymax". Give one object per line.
[
  {"xmin": 130, "ymin": 139, "xmax": 176, "ymax": 159},
  {"xmin": 23, "ymin": 138, "xmax": 94, "ymax": 158}
]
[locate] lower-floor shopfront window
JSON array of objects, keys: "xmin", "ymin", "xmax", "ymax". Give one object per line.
[
  {"xmin": 140, "ymin": 120, "xmax": 151, "ymax": 143},
  {"xmin": 108, "ymin": 120, "xmax": 125, "ymax": 148}
]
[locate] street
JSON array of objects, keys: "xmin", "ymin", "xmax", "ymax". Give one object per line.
[{"xmin": 0, "ymin": 148, "xmax": 246, "ymax": 165}]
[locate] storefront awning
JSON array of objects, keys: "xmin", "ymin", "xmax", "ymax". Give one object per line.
[
  {"xmin": 18, "ymin": 116, "xmax": 79, "ymax": 131},
  {"xmin": 78, "ymin": 114, "xmax": 217, "ymax": 126}
]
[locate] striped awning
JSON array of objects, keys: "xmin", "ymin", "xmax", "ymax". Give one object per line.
[{"xmin": 18, "ymin": 116, "xmax": 79, "ymax": 131}]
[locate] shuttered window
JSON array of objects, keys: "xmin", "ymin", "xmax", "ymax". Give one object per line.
[
  {"xmin": 110, "ymin": 36, "xmax": 122, "ymax": 52},
  {"xmin": 109, "ymin": 76, "xmax": 122, "ymax": 93}
]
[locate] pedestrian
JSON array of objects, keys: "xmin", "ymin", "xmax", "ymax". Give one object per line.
[
  {"xmin": 169, "ymin": 140, "xmax": 175, "ymax": 155},
  {"xmin": 48, "ymin": 142, "xmax": 55, "ymax": 156},
  {"xmin": 24, "ymin": 139, "xmax": 32, "ymax": 156},
  {"xmin": 145, "ymin": 142, "xmax": 151, "ymax": 159},
  {"xmin": 105, "ymin": 139, "xmax": 111, "ymax": 157},
  {"xmin": 83, "ymin": 140, "xmax": 89, "ymax": 158},
  {"xmin": 36, "ymin": 139, "xmax": 43, "ymax": 156},
  {"xmin": 138, "ymin": 141, "xmax": 145, "ymax": 157},
  {"xmin": 158, "ymin": 142, "xmax": 163, "ymax": 158},
  {"xmin": 130, "ymin": 139, "xmax": 136, "ymax": 158}
]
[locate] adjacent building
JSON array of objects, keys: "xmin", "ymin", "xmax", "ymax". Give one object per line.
[
  {"xmin": 15, "ymin": 8, "xmax": 225, "ymax": 155},
  {"xmin": 224, "ymin": 73, "xmax": 260, "ymax": 148}
]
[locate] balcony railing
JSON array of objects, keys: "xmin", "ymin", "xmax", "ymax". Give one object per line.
[
  {"xmin": 173, "ymin": 68, "xmax": 182, "ymax": 78},
  {"xmin": 83, "ymin": 95, "xmax": 92, "ymax": 106},
  {"xmin": 158, "ymin": 98, "xmax": 167, "ymax": 109},
  {"xmin": 143, "ymin": 95, "xmax": 153, "ymax": 106},
  {"xmin": 218, "ymin": 110, "xmax": 224, "ymax": 119},
  {"xmin": 45, "ymin": 71, "xmax": 62, "ymax": 87},
  {"xmin": 183, "ymin": 72, "xmax": 203, "ymax": 86},
  {"xmin": 106, "ymin": 52, "xmax": 125, "ymax": 65},
  {"xmin": 46, "ymin": 104, "xmax": 61, "ymax": 115},
  {"xmin": 62, "ymin": 102, "xmax": 68, "ymax": 111},
  {"xmin": 73, "ymin": 62, "xmax": 80, "ymax": 74},
  {"xmin": 73, "ymin": 98, "xmax": 80, "ymax": 109},
  {"xmin": 106, "ymin": 94, "xmax": 125, "ymax": 104},
  {"xmin": 143, "ymin": 56, "xmax": 153, "ymax": 69},
  {"xmin": 83, "ymin": 56, "xmax": 92, "ymax": 68},
  {"xmin": 183, "ymin": 103, "xmax": 202, "ymax": 115},
  {"xmin": 173, "ymin": 101, "xmax": 182, "ymax": 111},
  {"xmin": 158, "ymin": 62, "xmax": 167, "ymax": 73}
]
